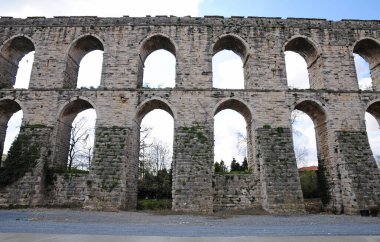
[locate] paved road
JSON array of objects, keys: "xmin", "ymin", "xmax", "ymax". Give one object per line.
[
  {"xmin": 1, "ymin": 234, "xmax": 380, "ymax": 242},
  {"xmin": 0, "ymin": 209, "xmax": 379, "ymax": 241}
]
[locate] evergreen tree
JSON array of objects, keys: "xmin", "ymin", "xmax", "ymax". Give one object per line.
[
  {"xmin": 215, "ymin": 160, "xmax": 227, "ymax": 173},
  {"xmin": 230, "ymin": 157, "xmax": 241, "ymax": 171},
  {"xmin": 214, "ymin": 161, "xmax": 222, "ymax": 173},
  {"xmin": 220, "ymin": 160, "xmax": 227, "ymax": 172},
  {"xmin": 241, "ymin": 157, "xmax": 248, "ymax": 171}
]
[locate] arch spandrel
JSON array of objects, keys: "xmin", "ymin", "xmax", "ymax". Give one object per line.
[
  {"xmin": 212, "ymin": 34, "xmax": 249, "ymax": 62},
  {"xmin": 283, "ymin": 36, "xmax": 321, "ymax": 66},
  {"xmin": 139, "ymin": 34, "xmax": 177, "ymax": 63},
  {"xmin": 353, "ymin": 38, "xmax": 380, "ymax": 68},
  {"xmin": 214, "ymin": 98, "xmax": 253, "ymax": 126},
  {"xmin": 0, "ymin": 98, "xmax": 22, "ymax": 125},
  {"xmin": 57, "ymin": 97, "xmax": 97, "ymax": 125},
  {"xmin": 135, "ymin": 98, "xmax": 175, "ymax": 125},
  {"xmin": 367, "ymin": 100, "xmax": 380, "ymax": 125},
  {"xmin": 293, "ymin": 99, "xmax": 327, "ymax": 127}
]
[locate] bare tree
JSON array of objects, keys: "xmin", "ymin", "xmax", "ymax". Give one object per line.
[
  {"xmin": 291, "ymin": 110, "xmax": 304, "ymax": 125},
  {"xmin": 294, "ymin": 146, "xmax": 309, "ymax": 167},
  {"xmin": 291, "ymin": 110, "xmax": 311, "ymax": 167},
  {"xmin": 236, "ymin": 131, "xmax": 247, "ymax": 157},
  {"xmin": 146, "ymin": 139, "xmax": 171, "ymax": 175},
  {"xmin": 68, "ymin": 116, "xmax": 94, "ymax": 171},
  {"xmin": 139, "ymin": 125, "xmax": 152, "ymax": 178}
]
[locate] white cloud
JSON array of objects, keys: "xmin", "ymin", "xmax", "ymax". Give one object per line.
[
  {"xmin": 14, "ymin": 52, "xmax": 34, "ymax": 89},
  {"xmin": 140, "ymin": 110, "xmax": 174, "ymax": 164},
  {"xmin": 366, "ymin": 113, "xmax": 380, "ymax": 159},
  {"xmin": 2, "ymin": 110, "xmax": 23, "ymax": 154},
  {"xmin": 77, "ymin": 50, "xmax": 103, "ymax": 88},
  {"xmin": 214, "ymin": 110, "xmax": 246, "ymax": 165},
  {"xmin": 353, "ymin": 53, "xmax": 373, "ymax": 90},
  {"xmin": 0, "ymin": 0, "xmax": 204, "ymax": 18},
  {"xmin": 285, "ymin": 51, "xmax": 310, "ymax": 89},
  {"xmin": 143, "ymin": 50, "xmax": 175, "ymax": 88},
  {"xmin": 292, "ymin": 111, "xmax": 318, "ymax": 167},
  {"xmin": 213, "ymin": 50, "xmax": 244, "ymax": 89}
]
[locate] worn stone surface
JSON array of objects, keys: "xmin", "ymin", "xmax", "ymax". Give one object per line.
[
  {"xmin": 213, "ymin": 174, "xmax": 260, "ymax": 211},
  {"xmin": 0, "ymin": 16, "xmax": 379, "ymax": 214}
]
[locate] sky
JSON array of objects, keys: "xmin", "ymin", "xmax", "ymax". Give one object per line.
[{"xmin": 1, "ymin": 0, "xmax": 380, "ymax": 169}]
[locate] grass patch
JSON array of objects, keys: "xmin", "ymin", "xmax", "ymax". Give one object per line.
[
  {"xmin": 216, "ymin": 170, "xmax": 252, "ymax": 175},
  {"xmin": 137, "ymin": 199, "xmax": 172, "ymax": 210}
]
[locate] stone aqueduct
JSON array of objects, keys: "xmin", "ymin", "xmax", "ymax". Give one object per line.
[{"xmin": 0, "ymin": 15, "xmax": 379, "ymax": 214}]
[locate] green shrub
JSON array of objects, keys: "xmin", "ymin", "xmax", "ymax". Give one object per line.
[
  {"xmin": 138, "ymin": 169, "xmax": 172, "ymax": 200},
  {"xmin": 299, "ymin": 170, "xmax": 320, "ymax": 198},
  {"xmin": 0, "ymin": 132, "xmax": 39, "ymax": 187},
  {"xmin": 137, "ymin": 199, "xmax": 172, "ymax": 210}
]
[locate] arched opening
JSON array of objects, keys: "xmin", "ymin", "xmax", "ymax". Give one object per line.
[
  {"xmin": 293, "ymin": 100, "xmax": 330, "ymax": 213},
  {"xmin": 366, "ymin": 101, "xmax": 380, "ymax": 168},
  {"xmin": 142, "ymin": 50, "xmax": 175, "ymax": 88},
  {"xmin": 354, "ymin": 54, "xmax": 372, "ymax": 90},
  {"xmin": 353, "ymin": 38, "xmax": 380, "ymax": 91},
  {"xmin": 136, "ymin": 100, "xmax": 174, "ymax": 210},
  {"xmin": 55, "ymin": 99, "xmax": 96, "ymax": 171},
  {"xmin": 214, "ymin": 99, "xmax": 252, "ymax": 173},
  {"xmin": 138, "ymin": 35, "xmax": 176, "ymax": 88},
  {"xmin": 0, "ymin": 99, "xmax": 23, "ymax": 167},
  {"xmin": 284, "ymin": 37, "xmax": 320, "ymax": 89},
  {"xmin": 291, "ymin": 110, "xmax": 318, "ymax": 168},
  {"xmin": 0, "ymin": 36, "xmax": 35, "ymax": 89},
  {"xmin": 285, "ymin": 51, "xmax": 310, "ymax": 89},
  {"xmin": 212, "ymin": 35, "xmax": 247, "ymax": 89},
  {"xmin": 64, "ymin": 35, "xmax": 104, "ymax": 89},
  {"xmin": 77, "ymin": 50, "xmax": 103, "ymax": 89}
]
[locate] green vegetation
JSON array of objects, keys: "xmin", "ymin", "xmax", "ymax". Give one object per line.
[
  {"xmin": 0, "ymin": 131, "xmax": 39, "ymax": 187},
  {"xmin": 137, "ymin": 199, "xmax": 172, "ymax": 210},
  {"xmin": 45, "ymin": 166, "xmax": 89, "ymax": 187},
  {"xmin": 263, "ymin": 124, "xmax": 272, "ymax": 129},
  {"xmin": 214, "ymin": 160, "xmax": 227, "ymax": 173},
  {"xmin": 48, "ymin": 166, "xmax": 89, "ymax": 174},
  {"xmin": 299, "ymin": 170, "xmax": 320, "ymax": 198},
  {"xmin": 215, "ymin": 157, "xmax": 250, "ymax": 174},
  {"xmin": 138, "ymin": 169, "xmax": 172, "ymax": 210},
  {"xmin": 182, "ymin": 124, "xmax": 208, "ymax": 144}
]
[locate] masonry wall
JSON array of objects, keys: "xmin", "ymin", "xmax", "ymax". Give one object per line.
[
  {"xmin": 213, "ymin": 174, "xmax": 260, "ymax": 211},
  {"xmin": 46, "ymin": 173, "xmax": 89, "ymax": 207},
  {"xmin": 0, "ymin": 16, "xmax": 379, "ymax": 214}
]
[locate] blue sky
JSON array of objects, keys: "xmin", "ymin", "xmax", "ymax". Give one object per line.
[
  {"xmin": 1, "ymin": 0, "xmax": 379, "ymax": 19},
  {"xmin": 199, "ymin": 0, "xmax": 380, "ymax": 20},
  {"xmin": 1, "ymin": 0, "xmax": 379, "ymax": 168}
]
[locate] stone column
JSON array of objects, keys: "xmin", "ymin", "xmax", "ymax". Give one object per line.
[
  {"xmin": 370, "ymin": 60, "xmax": 380, "ymax": 91},
  {"xmin": 255, "ymin": 126, "xmax": 305, "ymax": 213},
  {"xmin": 321, "ymin": 45, "xmax": 359, "ymax": 91},
  {"xmin": 0, "ymin": 123, "xmax": 7, "ymax": 167},
  {"xmin": 172, "ymin": 123, "xmax": 214, "ymax": 213},
  {"xmin": 84, "ymin": 126, "xmax": 136, "ymax": 210},
  {"xmin": 334, "ymin": 130, "xmax": 380, "ymax": 214}
]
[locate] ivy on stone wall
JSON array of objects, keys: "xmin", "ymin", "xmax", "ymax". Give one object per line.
[{"xmin": 0, "ymin": 129, "xmax": 39, "ymax": 187}]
